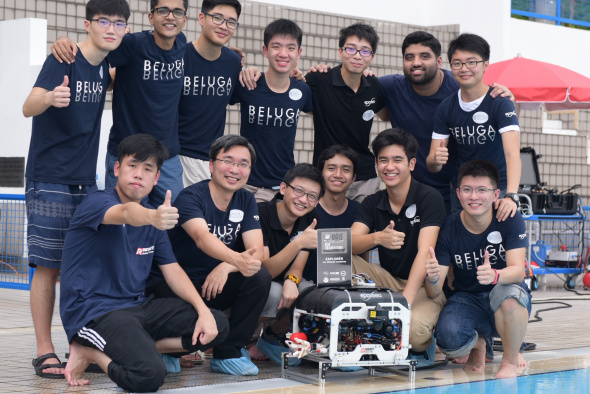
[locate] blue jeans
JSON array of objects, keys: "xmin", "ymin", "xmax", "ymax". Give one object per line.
[
  {"xmin": 105, "ymin": 151, "xmax": 184, "ymax": 207},
  {"xmin": 435, "ymin": 282, "xmax": 531, "ymax": 359}
]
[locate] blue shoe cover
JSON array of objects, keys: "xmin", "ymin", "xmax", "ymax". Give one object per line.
[
  {"xmin": 210, "ymin": 356, "xmax": 259, "ymax": 376},
  {"xmin": 162, "ymin": 354, "xmax": 181, "ymax": 373},
  {"xmin": 257, "ymin": 336, "xmax": 301, "ymax": 366}
]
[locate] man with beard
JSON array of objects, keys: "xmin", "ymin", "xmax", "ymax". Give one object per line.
[{"xmin": 379, "ymin": 31, "xmax": 511, "ymax": 214}]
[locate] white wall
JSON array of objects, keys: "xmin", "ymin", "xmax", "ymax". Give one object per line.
[
  {"xmin": 256, "ymin": 0, "xmax": 590, "ymax": 78},
  {"xmin": 0, "ymin": 18, "xmax": 46, "ymax": 195}
]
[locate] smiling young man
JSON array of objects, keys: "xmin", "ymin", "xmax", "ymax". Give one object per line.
[
  {"xmin": 427, "ymin": 33, "xmax": 521, "ymax": 222},
  {"xmin": 254, "ymin": 163, "xmax": 324, "ymax": 364},
  {"xmin": 59, "ymin": 134, "xmax": 228, "ymax": 392},
  {"xmin": 22, "ymin": 0, "xmax": 129, "ymax": 379},
  {"xmin": 178, "ymin": 0, "xmax": 243, "ymax": 186},
  {"xmin": 351, "ymin": 128, "xmax": 446, "ymax": 365},
  {"xmin": 147, "ymin": 135, "xmax": 271, "ymax": 376},
  {"xmin": 51, "ymin": 0, "xmax": 190, "ymax": 208},
  {"xmin": 379, "ymin": 31, "xmax": 514, "ymax": 214},
  {"xmin": 304, "ymin": 24, "xmax": 386, "ymax": 202},
  {"xmin": 425, "ymin": 160, "xmax": 530, "ymax": 379},
  {"xmin": 230, "ymin": 19, "xmax": 312, "ymax": 202},
  {"xmin": 303, "ymin": 145, "xmax": 360, "ymax": 282}
]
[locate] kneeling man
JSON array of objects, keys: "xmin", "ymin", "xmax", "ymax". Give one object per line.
[
  {"xmin": 60, "ymin": 134, "xmax": 228, "ymax": 392},
  {"xmin": 426, "ymin": 159, "xmax": 530, "ymax": 378}
]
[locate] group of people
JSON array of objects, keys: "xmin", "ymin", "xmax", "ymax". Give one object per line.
[{"xmin": 23, "ymin": 0, "xmax": 532, "ymax": 392}]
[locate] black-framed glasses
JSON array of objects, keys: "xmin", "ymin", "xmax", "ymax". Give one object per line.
[
  {"xmin": 203, "ymin": 12, "xmax": 239, "ymax": 29},
  {"xmin": 152, "ymin": 6, "xmax": 187, "ymax": 18},
  {"xmin": 341, "ymin": 47, "xmax": 373, "ymax": 57},
  {"xmin": 450, "ymin": 60, "xmax": 485, "ymax": 70},
  {"xmin": 285, "ymin": 183, "xmax": 319, "ymax": 202},
  {"xmin": 90, "ymin": 18, "xmax": 127, "ymax": 30},
  {"xmin": 458, "ymin": 187, "xmax": 496, "ymax": 195},
  {"xmin": 215, "ymin": 158, "xmax": 250, "ymax": 169}
]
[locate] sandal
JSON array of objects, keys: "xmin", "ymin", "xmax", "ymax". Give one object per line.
[{"xmin": 32, "ymin": 353, "xmax": 66, "ymax": 379}]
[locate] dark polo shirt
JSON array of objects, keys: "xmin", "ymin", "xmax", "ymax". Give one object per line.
[
  {"xmin": 258, "ymin": 198, "xmax": 317, "ymax": 282},
  {"xmin": 354, "ymin": 179, "xmax": 445, "ymax": 279},
  {"xmin": 306, "ymin": 64, "xmax": 385, "ymax": 181}
]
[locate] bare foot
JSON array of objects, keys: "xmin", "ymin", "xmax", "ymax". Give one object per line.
[
  {"xmin": 248, "ymin": 344, "xmax": 270, "ymax": 361},
  {"xmin": 179, "ymin": 352, "xmax": 202, "ymax": 368},
  {"xmin": 64, "ymin": 342, "xmax": 91, "ymax": 386},
  {"xmin": 463, "ymin": 338, "xmax": 486, "ymax": 372},
  {"xmin": 496, "ymin": 359, "xmax": 519, "ymax": 378},
  {"xmin": 452, "ymin": 354, "xmax": 493, "ymax": 364},
  {"xmin": 517, "ymin": 353, "xmax": 527, "ymax": 368}
]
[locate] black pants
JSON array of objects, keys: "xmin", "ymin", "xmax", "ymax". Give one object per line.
[
  {"xmin": 147, "ymin": 267, "xmax": 271, "ymax": 359},
  {"xmin": 73, "ymin": 297, "xmax": 229, "ymax": 393}
]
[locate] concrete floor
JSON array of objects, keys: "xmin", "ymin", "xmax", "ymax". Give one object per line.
[{"xmin": 2, "ymin": 273, "xmax": 590, "ymax": 393}]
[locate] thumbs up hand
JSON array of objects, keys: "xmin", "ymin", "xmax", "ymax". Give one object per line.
[
  {"xmin": 433, "ymin": 139, "xmax": 449, "ymax": 166},
  {"xmin": 153, "ymin": 190, "xmax": 178, "ymax": 230},
  {"xmin": 476, "ymin": 251, "xmax": 496, "ymax": 285},
  {"xmin": 296, "ymin": 218, "xmax": 318, "ymax": 250},
  {"xmin": 425, "ymin": 247, "xmax": 440, "ymax": 284},
  {"xmin": 378, "ymin": 220, "xmax": 405, "ymax": 250},
  {"xmin": 49, "ymin": 75, "xmax": 71, "ymax": 108}
]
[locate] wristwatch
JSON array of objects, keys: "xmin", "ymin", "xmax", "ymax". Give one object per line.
[
  {"xmin": 287, "ymin": 274, "xmax": 300, "ymax": 285},
  {"xmin": 504, "ymin": 193, "xmax": 519, "ymax": 206}
]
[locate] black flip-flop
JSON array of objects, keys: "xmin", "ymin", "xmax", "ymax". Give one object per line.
[{"xmin": 32, "ymin": 353, "xmax": 66, "ymax": 379}]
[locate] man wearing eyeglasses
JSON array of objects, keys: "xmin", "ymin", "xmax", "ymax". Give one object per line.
[
  {"xmin": 305, "ymin": 23, "xmax": 387, "ymax": 202},
  {"xmin": 22, "ymin": 0, "xmax": 130, "ymax": 380},
  {"xmin": 253, "ymin": 163, "xmax": 324, "ymax": 364},
  {"xmin": 178, "ymin": 0, "xmax": 243, "ymax": 187},
  {"xmin": 51, "ymin": 0, "xmax": 189, "ymax": 208},
  {"xmin": 230, "ymin": 19, "xmax": 313, "ymax": 203},
  {"xmin": 427, "ymin": 33, "xmax": 521, "ymax": 222},
  {"xmin": 147, "ymin": 135, "xmax": 271, "ymax": 376},
  {"xmin": 425, "ymin": 160, "xmax": 530, "ymax": 379}
]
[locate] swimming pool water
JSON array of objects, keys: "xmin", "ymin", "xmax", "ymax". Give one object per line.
[{"xmin": 387, "ymin": 368, "xmax": 590, "ymax": 394}]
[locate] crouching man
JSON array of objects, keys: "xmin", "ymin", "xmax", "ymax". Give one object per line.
[
  {"xmin": 59, "ymin": 134, "xmax": 228, "ymax": 392},
  {"xmin": 426, "ymin": 159, "xmax": 530, "ymax": 378}
]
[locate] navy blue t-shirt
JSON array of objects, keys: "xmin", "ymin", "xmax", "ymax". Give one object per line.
[
  {"xmin": 304, "ymin": 199, "xmax": 360, "ymax": 282},
  {"xmin": 379, "ymin": 71, "xmax": 458, "ymax": 201},
  {"xmin": 26, "ymin": 50, "xmax": 109, "ymax": 185},
  {"xmin": 433, "ymin": 87, "xmax": 520, "ymax": 190},
  {"xmin": 178, "ymin": 45, "xmax": 241, "ymax": 160},
  {"xmin": 60, "ymin": 188, "xmax": 176, "ymax": 342},
  {"xmin": 435, "ymin": 210, "xmax": 528, "ymax": 293},
  {"xmin": 163, "ymin": 180, "xmax": 261, "ymax": 280},
  {"xmin": 230, "ymin": 73, "xmax": 313, "ymax": 187},
  {"xmin": 107, "ymin": 31, "xmax": 186, "ymax": 156}
]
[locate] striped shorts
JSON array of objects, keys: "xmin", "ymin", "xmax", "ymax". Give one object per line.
[{"xmin": 25, "ymin": 180, "xmax": 97, "ymax": 269}]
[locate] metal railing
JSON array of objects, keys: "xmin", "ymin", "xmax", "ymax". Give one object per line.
[
  {"xmin": 0, "ymin": 194, "xmax": 31, "ymax": 290},
  {"xmin": 512, "ymin": 0, "xmax": 590, "ymax": 28}
]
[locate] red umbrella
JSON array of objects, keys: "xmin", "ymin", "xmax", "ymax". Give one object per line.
[{"xmin": 483, "ymin": 56, "xmax": 590, "ymax": 110}]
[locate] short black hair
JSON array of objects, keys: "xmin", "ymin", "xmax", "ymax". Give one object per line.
[
  {"xmin": 209, "ymin": 134, "xmax": 256, "ymax": 166},
  {"xmin": 283, "ymin": 163, "xmax": 325, "ymax": 198},
  {"xmin": 263, "ymin": 19, "xmax": 302, "ymax": 48},
  {"xmin": 402, "ymin": 31, "xmax": 441, "ymax": 57},
  {"xmin": 457, "ymin": 160, "xmax": 499, "ymax": 190},
  {"xmin": 117, "ymin": 134, "xmax": 169, "ymax": 170},
  {"xmin": 371, "ymin": 128, "xmax": 418, "ymax": 162},
  {"xmin": 447, "ymin": 33, "xmax": 490, "ymax": 63},
  {"xmin": 150, "ymin": 0, "xmax": 188, "ymax": 11},
  {"xmin": 338, "ymin": 23, "xmax": 379, "ymax": 53},
  {"xmin": 201, "ymin": 0, "xmax": 241, "ymax": 18},
  {"xmin": 316, "ymin": 145, "xmax": 358, "ymax": 176},
  {"xmin": 86, "ymin": 0, "xmax": 130, "ymax": 21}
]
